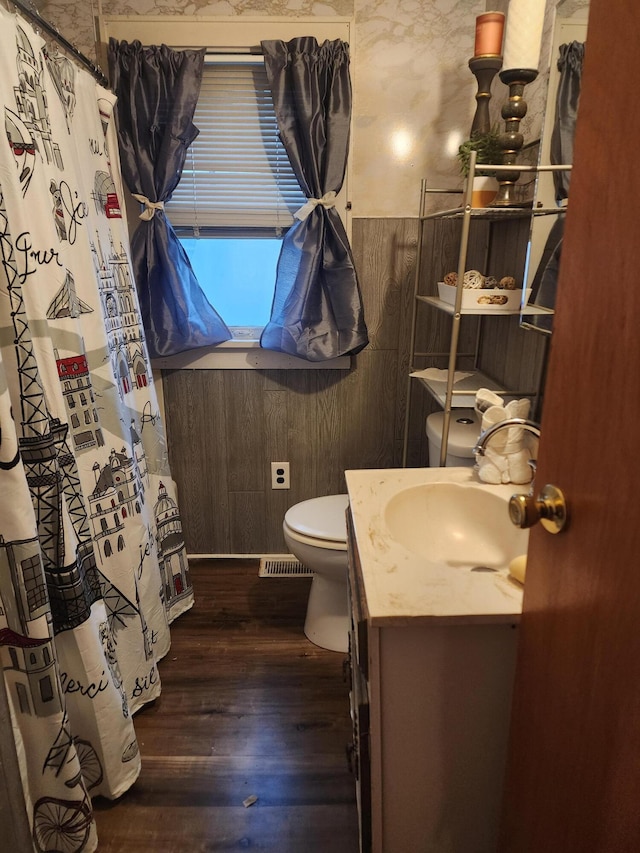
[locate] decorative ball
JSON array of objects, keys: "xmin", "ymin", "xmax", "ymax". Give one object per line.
[
  {"xmin": 499, "ymin": 275, "xmax": 517, "ymax": 290},
  {"xmin": 443, "ymin": 272, "xmax": 457, "ymax": 286},
  {"xmin": 483, "ymin": 275, "xmax": 498, "ymax": 289},
  {"xmin": 463, "ymin": 269, "xmax": 485, "ymax": 289}
]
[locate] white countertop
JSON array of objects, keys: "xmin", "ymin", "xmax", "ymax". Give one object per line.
[{"xmin": 345, "ymin": 466, "xmax": 527, "ymax": 627}]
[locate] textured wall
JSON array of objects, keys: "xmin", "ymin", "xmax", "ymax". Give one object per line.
[
  {"xmin": 41, "ymin": 0, "xmax": 484, "ymax": 218},
  {"xmin": 39, "ymin": 0, "xmax": 583, "ymax": 217},
  {"xmin": 40, "ymin": 0, "xmax": 587, "ymax": 217}
]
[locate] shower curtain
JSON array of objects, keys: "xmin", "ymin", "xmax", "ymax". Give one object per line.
[{"xmin": 0, "ymin": 8, "xmax": 192, "ymax": 851}]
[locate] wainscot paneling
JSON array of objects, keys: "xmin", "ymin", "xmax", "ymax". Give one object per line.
[
  {"xmin": 163, "ymin": 218, "xmax": 418, "ymax": 555},
  {"xmin": 163, "ymin": 216, "xmax": 548, "ymax": 555},
  {"xmin": 478, "ymin": 218, "xmax": 549, "ymax": 417},
  {"xmin": 162, "ymin": 368, "xmax": 231, "ymax": 553},
  {"xmin": 402, "ymin": 217, "xmax": 486, "ymax": 467}
]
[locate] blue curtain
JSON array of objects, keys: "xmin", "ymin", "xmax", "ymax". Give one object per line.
[
  {"xmin": 550, "ymin": 41, "xmax": 585, "ymax": 203},
  {"xmin": 108, "ymin": 39, "xmax": 231, "ymax": 358},
  {"xmin": 532, "ymin": 41, "xmax": 585, "ymax": 329},
  {"xmin": 260, "ymin": 38, "xmax": 368, "ymax": 362}
]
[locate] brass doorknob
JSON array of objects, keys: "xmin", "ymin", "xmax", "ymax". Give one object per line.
[{"xmin": 509, "ymin": 484, "xmax": 567, "ymax": 534}]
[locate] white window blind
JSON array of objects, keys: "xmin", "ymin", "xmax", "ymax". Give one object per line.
[{"xmin": 166, "ymin": 57, "xmax": 306, "ymax": 235}]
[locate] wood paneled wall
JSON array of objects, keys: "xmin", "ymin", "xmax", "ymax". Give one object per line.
[
  {"xmin": 163, "ymin": 219, "xmax": 418, "ymax": 554},
  {"xmin": 477, "ymin": 218, "xmax": 549, "ymax": 412},
  {"xmin": 163, "ymin": 216, "xmax": 548, "ymax": 555}
]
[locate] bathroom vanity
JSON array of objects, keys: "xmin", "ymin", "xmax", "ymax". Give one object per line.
[{"xmin": 344, "ymin": 467, "xmax": 526, "ymax": 853}]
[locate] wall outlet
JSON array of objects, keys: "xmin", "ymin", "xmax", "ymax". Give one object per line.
[{"xmin": 271, "ymin": 462, "xmax": 290, "ymax": 489}]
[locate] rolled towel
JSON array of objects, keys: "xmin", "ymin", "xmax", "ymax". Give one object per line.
[
  {"xmin": 476, "ymin": 446, "xmax": 510, "ymax": 484},
  {"xmin": 474, "ymin": 393, "xmax": 534, "ymax": 484},
  {"xmin": 507, "ymin": 448, "xmax": 534, "ymax": 484},
  {"xmin": 505, "ymin": 398, "xmax": 530, "ymax": 419},
  {"xmin": 475, "ymin": 388, "xmax": 504, "ymax": 417},
  {"xmin": 480, "ymin": 405, "xmax": 510, "ymax": 453}
]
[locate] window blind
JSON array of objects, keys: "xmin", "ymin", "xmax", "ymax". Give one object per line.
[{"xmin": 166, "ymin": 58, "xmax": 306, "ymax": 235}]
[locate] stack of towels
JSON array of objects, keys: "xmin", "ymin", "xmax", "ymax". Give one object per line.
[{"xmin": 474, "ymin": 389, "xmax": 536, "ymax": 485}]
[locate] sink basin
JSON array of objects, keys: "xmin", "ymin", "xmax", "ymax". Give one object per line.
[{"xmin": 383, "ymin": 482, "xmax": 528, "ymax": 570}]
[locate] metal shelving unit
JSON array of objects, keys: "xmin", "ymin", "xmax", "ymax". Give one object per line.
[{"xmin": 402, "ymin": 153, "xmax": 568, "ymax": 468}]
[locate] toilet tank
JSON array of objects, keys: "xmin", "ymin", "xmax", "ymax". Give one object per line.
[{"xmin": 426, "ymin": 409, "xmax": 480, "ymax": 467}]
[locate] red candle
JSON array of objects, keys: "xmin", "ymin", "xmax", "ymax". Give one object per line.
[{"xmin": 474, "ymin": 11, "xmax": 505, "ymax": 57}]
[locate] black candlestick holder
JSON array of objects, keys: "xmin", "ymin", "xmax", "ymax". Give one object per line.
[
  {"xmin": 468, "ymin": 55, "xmax": 503, "ymax": 137},
  {"xmin": 490, "ymin": 67, "xmax": 538, "ymax": 207}
]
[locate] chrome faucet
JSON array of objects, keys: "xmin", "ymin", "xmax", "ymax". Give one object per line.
[
  {"xmin": 473, "ymin": 418, "xmax": 561, "ymax": 531},
  {"xmin": 473, "ymin": 418, "xmax": 541, "ymax": 457}
]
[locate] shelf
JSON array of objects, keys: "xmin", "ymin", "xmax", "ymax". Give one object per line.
[
  {"xmin": 410, "ymin": 368, "xmax": 520, "ymax": 408},
  {"xmin": 420, "ymin": 205, "xmax": 564, "ymax": 222},
  {"xmin": 402, "ymin": 167, "xmax": 550, "ymax": 467},
  {"xmin": 520, "ymin": 303, "xmax": 555, "ymax": 315},
  {"xmin": 418, "ymin": 294, "xmax": 522, "ymax": 316}
]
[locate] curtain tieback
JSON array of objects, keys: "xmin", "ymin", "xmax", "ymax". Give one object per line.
[
  {"xmin": 294, "ymin": 191, "xmax": 337, "ymax": 222},
  {"xmin": 133, "ymin": 193, "xmax": 165, "ymax": 221}
]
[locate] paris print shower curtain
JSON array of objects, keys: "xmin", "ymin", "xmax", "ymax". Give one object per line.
[{"xmin": 0, "ymin": 8, "xmax": 193, "ymax": 851}]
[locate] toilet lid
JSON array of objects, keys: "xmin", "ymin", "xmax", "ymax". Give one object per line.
[{"xmin": 284, "ymin": 494, "xmax": 349, "ymax": 543}]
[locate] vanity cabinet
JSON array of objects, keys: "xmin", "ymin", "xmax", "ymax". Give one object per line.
[
  {"xmin": 402, "ymin": 161, "xmax": 558, "ymax": 467},
  {"xmin": 345, "ymin": 502, "xmax": 520, "ymax": 853}
]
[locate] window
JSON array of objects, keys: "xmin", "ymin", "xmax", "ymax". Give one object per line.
[
  {"xmin": 165, "ymin": 57, "xmax": 306, "ymax": 331},
  {"xmin": 101, "ymin": 15, "xmax": 352, "ymax": 369}
]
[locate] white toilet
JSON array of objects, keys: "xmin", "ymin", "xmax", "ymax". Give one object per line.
[
  {"xmin": 283, "ymin": 494, "xmax": 349, "ymax": 654},
  {"xmin": 426, "ymin": 408, "xmax": 480, "ymax": 467}
]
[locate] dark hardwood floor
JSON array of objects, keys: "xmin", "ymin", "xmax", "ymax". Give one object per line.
[{"xmin": 93, "ymin": 559, "xmax": 359, "ymax": 852}]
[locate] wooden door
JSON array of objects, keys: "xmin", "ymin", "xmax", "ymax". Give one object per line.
[{"xmin": 498, "ymin": 1, "xmax": 640, "ymax": 850}]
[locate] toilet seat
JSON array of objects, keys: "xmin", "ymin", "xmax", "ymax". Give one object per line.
[
  {"xmin": 284, "ymin": 494, "xmax": 349, "ymax": 552},
  {"xmin": 283, "ymin": 494, "xmax": 350, "ymax": 652},
  {"xmin": 283, "ymin": 522, "xmax": 347, "ymax": 552}
]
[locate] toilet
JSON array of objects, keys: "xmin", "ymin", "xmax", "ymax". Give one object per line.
[
  {"xmin": 283, "ymin": 494, "xmax": 350, "ymax": 653},
  {"xmin": 426, "ymin": 408, "xmax": 480, "ymax": 467}
]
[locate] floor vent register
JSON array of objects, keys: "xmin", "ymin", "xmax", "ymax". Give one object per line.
[{"xmin": 259, "ymin": 556, "xmax": 314, "ymax": 578}]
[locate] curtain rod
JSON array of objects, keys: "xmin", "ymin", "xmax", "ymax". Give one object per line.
[{"xmin": 9, "ymin": 0, "xmax": 109, "ymax": 86}]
